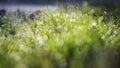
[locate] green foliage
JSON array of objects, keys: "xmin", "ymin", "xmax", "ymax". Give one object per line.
[{"xmin": 0, "ymin": 4, "xmax": 120, "ymax": 68}]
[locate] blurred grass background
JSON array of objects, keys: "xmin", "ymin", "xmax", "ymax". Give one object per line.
[{"xmin": 0, "ymin": 2, "xmax": 120, "ymax": 68}]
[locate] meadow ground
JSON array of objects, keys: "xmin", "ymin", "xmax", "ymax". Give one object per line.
[{"xmin": 0, "ymin": 3, "xmax": 120, "ymax": 68}]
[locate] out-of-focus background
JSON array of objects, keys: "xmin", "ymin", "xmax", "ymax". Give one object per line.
[
  {"xmin": 0, "ymin": 0, "xmax": 120, "ymax": 4},
  {"xmin": 0, "ymin": 0, "xmax": 120, "ymax": 12}
]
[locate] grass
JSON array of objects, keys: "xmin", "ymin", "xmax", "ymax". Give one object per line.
[{"xmin": 0, "ymin": 3, "xmax": 120, "ymax": 68}]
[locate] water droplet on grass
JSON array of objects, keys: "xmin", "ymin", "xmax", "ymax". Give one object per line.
[{"xmin": 91, "ymin": 21, "xmax": 97, "ymax": 27}]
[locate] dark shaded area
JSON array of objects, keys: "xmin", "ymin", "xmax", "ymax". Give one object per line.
[{"xmin": 0, "ymin": 9, "xmax": 6, "ymax": 18}]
